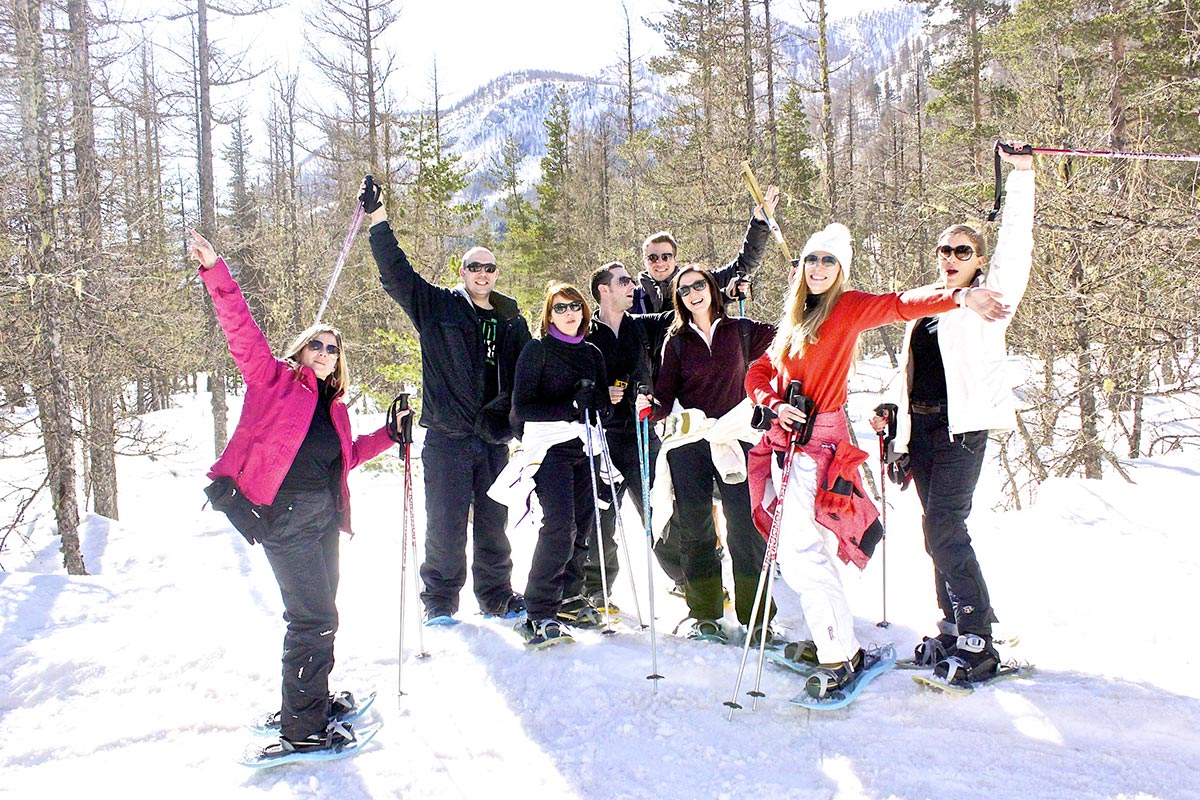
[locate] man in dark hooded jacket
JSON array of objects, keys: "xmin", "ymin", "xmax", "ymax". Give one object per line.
[{"xmin": 365, "ymin": 180, "xmax": 531, "ymax": 624}]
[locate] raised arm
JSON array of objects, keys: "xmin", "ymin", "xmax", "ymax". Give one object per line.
[
  {"xmin": 365, "ymin": 178, "xmax": 447, "ymax": 332},
  {"xmin": 983, "ymin": 143, "xmax": 1036, "ymax": 313},
  {"xmin": 191, "ymin": 231, "xmax": 278, "ymax": 386},
  {"xmin": 712, "ymin": 185, "xmax": 778, "ymax": 288}
]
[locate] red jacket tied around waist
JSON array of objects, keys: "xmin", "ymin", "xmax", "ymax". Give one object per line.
[{"xmin": 747, "ymin": 412, "xmax": 879, "ymax": 570}]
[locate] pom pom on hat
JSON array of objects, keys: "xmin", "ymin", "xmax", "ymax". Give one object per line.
[{"xmin": 798, "ymin": 223, "xmax": 853, "ymax": 279}]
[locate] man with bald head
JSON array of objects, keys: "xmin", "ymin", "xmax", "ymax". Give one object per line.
[{"xmin": 366, "ymin": 179, "xmax": 531, "ymax": 625}]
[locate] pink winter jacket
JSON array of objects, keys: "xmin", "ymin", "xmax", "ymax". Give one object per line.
[{"xmin": 201, "ymin": 258, "xmax": 394, "ymax": 534}]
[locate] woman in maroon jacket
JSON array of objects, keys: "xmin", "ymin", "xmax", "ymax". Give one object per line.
[
  {"xmin": 192, "ymin": 232, "xmax": 397, "ymax": 762},
  {"xmin": 637, "ymin": 265, "xmax": 776, "ymax": 643}
]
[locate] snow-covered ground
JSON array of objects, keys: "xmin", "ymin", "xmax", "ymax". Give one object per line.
[{"xmin": 2, "ymin": 375, "xmax": 1199, "ymax": 800}]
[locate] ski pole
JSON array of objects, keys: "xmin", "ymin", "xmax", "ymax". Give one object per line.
[
  {"xmin": 986, "ymin": 141, "xmax": 1200, "ymax": 220},
  {"xmin": 636, "ymin": 386, "xmax": 664, "ymax": 690},
  {"xmin": 873, "ymin": 403, "xmax": 898, "ymax": 629},
  {"xmin": 740, "ymin": 161, "xmax": 792, "ymax": 263},
  {"xmin": 390, "ymin": 394, "xmax": 424, "ymax": 701},
  {"xmin": 596, "ymin": 421, "xmax": 645, "ymax": 628},
  {"xmin": 726, "ymin": 381, "xmax": 802, "ymax": 719},
  {"xmin": 313, "ymin": 179, "xmax": 371, "ymax": 326},
  {"xmin": 579, "ymin": 392, "xmax": 616, "ymax": 634}
]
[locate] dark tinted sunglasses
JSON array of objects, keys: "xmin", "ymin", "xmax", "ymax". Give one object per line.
[
  {"xmin": 802, "ymin": 254, "xmax": 839, "ymax": 267},
  {"xmin": 936, "ymin": 244, "xmax": 976, "ymax": 261},
  {"xmin": 645, "ymin": 252, "xmax": 675, "ymax": 264},
  {"xmin": 677, "ymin": 279, "xmax": 708, "ymax": 297},
  {"xmin": 306, "ymin": 339, "xmax": 340, "ymax": 356},
  {"xmin": 551, "ymin": 300, "xmax": 584, "ymax": 314},
  {"xmin": 612, "ymin": 275, "xmax": 634, "ymax": 286},
  {"xmin": 465, "ymin": 261, "xmax": 498, "ymax": 273}
]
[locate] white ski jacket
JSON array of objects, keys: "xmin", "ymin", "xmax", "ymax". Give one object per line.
[{"xmin": 891, "ymin": 169, "xmax": 1036, "ymax": 453}]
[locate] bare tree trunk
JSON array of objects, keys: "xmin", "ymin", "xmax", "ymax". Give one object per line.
[
  {"xmin": 817, "ymin": 0, "xmax": 836, "ymax": 216},
  {"xmin": 741, "ymin": 0, "xmax": 754, "ymax": 156},
  {"xmin": 68, "ymin": 0, "xmax": 118, "ymax": 519},
  {"xmin": 969, "ymin": 10, "xmax": 984, "ymax": 175},
  {"xmin": 18, "ymin": 0, "xmax": 86, "ymax": 574},
  {"xmin": 764, "ymin": 0, "xmax": 778, "ymax": 175},
  {"xmin": 1068, "ymin": 239, "xmax": 1103, "ymax": 478},
  {"xmin": 195, "ymin": 0, "xmax": 228, "ymax": 455}
]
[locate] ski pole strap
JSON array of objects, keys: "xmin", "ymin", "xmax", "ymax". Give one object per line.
[{"xmin": 314, "ymin": 202, "xmax": 367, "ymax": 326}]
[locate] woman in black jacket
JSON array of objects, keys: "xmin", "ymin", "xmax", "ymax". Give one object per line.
[
  {"xmin": 507, "ymin": 282, "xmax": 610, "ymax": 648},
  {"xmin": 637, "ymin": 265, "xmax": 776, "ymax": 644}
]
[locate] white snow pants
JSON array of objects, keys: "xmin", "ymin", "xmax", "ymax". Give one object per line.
[{"xmin": 772, "ymin": 449, "xmax": 861, "ymax": 665}]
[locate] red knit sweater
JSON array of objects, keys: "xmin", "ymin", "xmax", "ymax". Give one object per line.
[{"xmin": 745, "ymin": 288, "xmax": 958, "ymax": 413}]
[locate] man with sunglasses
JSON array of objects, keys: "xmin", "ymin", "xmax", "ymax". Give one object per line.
[
  {"xmin": 633, "ymin": 185, "xmax": 780, "ymax": 315},
  {"xmin": 364, "ymin": 178, "xmax": 531, "ymax": 626},
  {"xmin": 554, "ymin": 263, "xmax": 682, "ymax": 620}
]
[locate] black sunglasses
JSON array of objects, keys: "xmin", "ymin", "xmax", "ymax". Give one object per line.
[
  {"xmin": 612, "ymin": 275, "xmax": 634, "ymax": 286},
  {"xmin": 645, "ymin": 252, "xmax": 675, "ymax": 264},
  {"xmin": 306, "ymin": 339, "xmax": 340, "ymax": 356},
  {"xmin": 936, "ymin": 244, "xmax": 976, "ymax": 261},
  {"xmin": 551, "ymin": 300, "xmax": 584, "ymax": 314},
  {"xmin": 464, "ymin": 261, "xmax": 498, "ymax": 273},
  {"xmin": 677, "ymin": 279, "xmax": 708, "ymax": 297},
  {"xmin": 802, "ymin": 254, "xmax": 839, "ymax": 267}
]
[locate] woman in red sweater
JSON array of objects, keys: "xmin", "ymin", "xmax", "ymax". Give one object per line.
[{"xmin": 744, "ymin": 223, "xmax": 1008, "ymax": 699}]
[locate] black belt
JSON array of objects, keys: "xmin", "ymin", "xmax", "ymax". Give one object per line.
[{"xmin": 911, "ymin": 401, "xmax": 946, "ymax": 415}]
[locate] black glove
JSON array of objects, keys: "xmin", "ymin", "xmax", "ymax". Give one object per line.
[
  {"xmin": 573, "ymin": 379, "xmax": 604, "ymax": 420},
  {"xmin": 360, "ymin": 175, "xmax": 383, "ymax": 213}
]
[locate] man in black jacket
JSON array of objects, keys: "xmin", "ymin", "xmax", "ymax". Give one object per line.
[
  {"xmin": 365, "ymin": 181, "xmax": 531, "ymax": 625},
  {"xmin": 631, "ymin": 184, "xmax": 779, "ymax": 316}
]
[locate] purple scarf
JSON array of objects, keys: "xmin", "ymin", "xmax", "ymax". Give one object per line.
[{"xmin": 548, "ymin": 323, "xmax": 584, "ymax": 344}]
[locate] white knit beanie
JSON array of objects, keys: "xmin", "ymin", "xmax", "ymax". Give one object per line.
[{"xmin": 798, "ymin": 223, "xmax": 853, "ymax": 280}]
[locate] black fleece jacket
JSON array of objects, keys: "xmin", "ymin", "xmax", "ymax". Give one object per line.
[
  {"xmin": 511, "ymin": 335, "xmax": 610, "ymax": 437},
  {"xmin": 371, "ymin": 221, "xmax": 531, "ymax": 443}
]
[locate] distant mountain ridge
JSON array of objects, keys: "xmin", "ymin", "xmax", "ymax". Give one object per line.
[{"xmin": 424, "ymin": 1, "xmax": 923, "ymax": 204}]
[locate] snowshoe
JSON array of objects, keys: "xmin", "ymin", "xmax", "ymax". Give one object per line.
[
  {"xmin": 913, "ymin": 662, "xmax": 1032, "ymax": 695},
  {"xmin": 481, "ymin": 592, "xmax": 526, "ymax": 620},
  {"xmin": 517, "ymin": 617, "xmax": 575, "ymax": 650},
  {"xmin": 240, "ymin": 718, "xmax": 381, "ymax": 768},
  {"xmin": 764, "ymin": 640, "xmax": 819, "ymax": 675},
  {"xmin": 249, "ymin": 689, "xmax": 376, "ymax": 735},
  {"xmin": 933, "ymin": 633, "xmax": 1001, "ymax": 683},
  {"xmin": 745, "ymin": 622, "xmax": 783, "ymax": 650},
  {"xmin": 683, "ymin": 618, "xmax": 728, "ymax": 644},
  {"xmin": 423, "ymin": 607, "xmax": 459, "ymax": 627},
  {"xmin": 557, "ymin": 595, "xmax": 612, "ymax": 629},
  {"xmin": 789, "ymin": 644, "xmax": 897, "ymax": 711}
]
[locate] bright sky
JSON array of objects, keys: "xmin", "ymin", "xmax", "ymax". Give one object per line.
[{"xmin": 235, "ymin": 0, "xmax": 890, "ymax": 109}]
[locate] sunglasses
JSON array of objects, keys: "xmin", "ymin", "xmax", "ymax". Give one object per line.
[
  {"xmin": 677, "ymin": 279, "xmax": 708, "ymax": 297},
  {"xmin": 936, "ymin": 244, "xmax": 976, "ymax": 261},
  {"xmin": 645, "ymin": 252, "xmax": 675, "ymax": 264},
  {"xmin": 551, "ymin": 300, "xmax": 584, "ymax": 314},
  {"xmin": 612, "ymin": 275, "xmax": 634, "ymax": 286},
  {"xmin": 464, "ymin": 261, "xmax": 498, "ymax": 273},
  {"xmin": 306, "ymin": 339, "xmax": 341, "ymax": 356},
  {"xmin": 802, "ymin": 254, "xmax": 839, "ymax": 267}
]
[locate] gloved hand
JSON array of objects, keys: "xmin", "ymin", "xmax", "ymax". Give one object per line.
[
  {"xmin": 815, "ymin": 441, "xmax": 869, "ymax": 516},
  {"xmin": 359, "ymin": 175, "xmax": 383, "ymax": 213},
  {"xmin": 573, "ymin": 379, "xmax": 604, "ymax": 419}
]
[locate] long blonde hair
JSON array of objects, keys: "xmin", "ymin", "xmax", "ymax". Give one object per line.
[
  {"xmin": 768, "ymin": 264, "xmax": 848, "ymax": 367},
  {"xmin": 283, "ymin": 323, "xmax": 349, "ymax": 391}
]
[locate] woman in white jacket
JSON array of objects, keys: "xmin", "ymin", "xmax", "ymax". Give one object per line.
[{"xmin": 871, "ymin": 143, "xmax": 1035, "ymax": 685}]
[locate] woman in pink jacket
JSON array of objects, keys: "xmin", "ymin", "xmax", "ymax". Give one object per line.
[{"xmin": 192, "ymin": 231, "xmax": 397, "ymax": 762}]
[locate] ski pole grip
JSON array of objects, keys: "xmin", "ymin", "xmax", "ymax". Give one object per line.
[
  {"xmin": 388, "ymin": 393, "xmax": 413, "ymax": 444},
  {"xmin": 997, "ymin": 142, "xmax": 1034, "ymax": 156},
  {"xmin": 874, "ymin": 402, "xmax": 898, "ymax": 442}
]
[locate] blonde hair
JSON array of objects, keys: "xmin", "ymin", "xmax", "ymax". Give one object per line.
[
  {"xmin": 768, "ymin": 261, "xmax": 848, "ymax": 367},
  {"xmin": 283, "ymin": 323, "xmax": 349, "ymax": 391}
]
